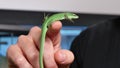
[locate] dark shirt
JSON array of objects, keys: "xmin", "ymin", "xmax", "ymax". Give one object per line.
[{"xmin": 70, "ymin": 17, "xmax": 120, "ymax": 68}]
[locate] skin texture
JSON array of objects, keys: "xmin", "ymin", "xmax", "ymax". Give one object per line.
[
  {"xmin": 7, "ymin": 21, "xmax": 75, "ymax": 68},
  {"xmin": 40, "ymin": 13, "xmax": 79, "ymax": 68}
]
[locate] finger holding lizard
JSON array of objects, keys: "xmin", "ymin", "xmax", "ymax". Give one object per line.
[
  {"xmin": 47, "ymin": 21, "xmax": 62, "ymax": 51},
  {"xmin": 43, "ymin": 21, "xmax": 74, "ymax": 68},
  {"xmin": 40, "ymin": 12, "xmax": 79, "ymax": 68}
]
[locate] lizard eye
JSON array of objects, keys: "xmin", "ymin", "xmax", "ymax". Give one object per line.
[{"xmin": 47, "ymin": 25, "xmax": 49, "ymax": 28}]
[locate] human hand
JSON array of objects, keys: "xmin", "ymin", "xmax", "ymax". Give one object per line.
[{"xmin": 7, "ymin": 21, "xmax": 74, "ymax": 68}]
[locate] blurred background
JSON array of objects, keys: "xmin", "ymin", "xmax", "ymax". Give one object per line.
[{"xmin": 0, "ymin": 0, "xmax": 120, "ymax": 68}]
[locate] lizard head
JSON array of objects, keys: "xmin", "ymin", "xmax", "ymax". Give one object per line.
[
  {"xmin": 65, "ymin": 13, "xmax": 79, "ymax": 20},
  {"xmin": 64, "ymin": 12, "xmax": 79, "ymax": 22}
]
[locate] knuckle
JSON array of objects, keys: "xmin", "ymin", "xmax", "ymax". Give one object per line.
[
  {"xmin": 18, "ymin": 35, "xmax": 33, "ymax": 44},
  {"xmin": 7, "ymin": 45, "xmax": 13, "ymax": 52},
  {"xmin": 17, "ymin": 35, "xmax": 33, "ymax": 45},
  {"xmin": 18, "ymin": 35, "xmax": 26, "ymax": 42},
  {"xmin": 15, "ymin": 57, "xmax": 32, "ymax": 68},
  {"xmin": 15, "ymin": 57, "xmax": 25, "ymax": 66},
  {"xmin": 16, "ymin": 58, "xmax": 32, "ymax": 68},
  {"xmin": 7, "ymin": 45, "xmax": 16, "ymax": 56},
  {"xmin": 30, "ymin": 26, "xmax": 41, "ymax": 33},
  {"xmin": 29, "ymin": 52, "xmax": 39, "ymax": 61}
]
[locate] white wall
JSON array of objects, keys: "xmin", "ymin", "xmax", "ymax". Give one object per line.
[{"xmin": 0, "ymin": 0, "xmax": 120, "ymax": 15}]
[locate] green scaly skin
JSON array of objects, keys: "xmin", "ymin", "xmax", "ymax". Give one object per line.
[{"xmin": 40, "ymin": 12, "xmax": 79, "ymax": 68}]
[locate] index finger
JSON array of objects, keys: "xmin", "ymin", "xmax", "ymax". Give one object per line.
[
  {"xmin": 47, "ymin": 21, "xmax": 62, "ymax": 50},
  {"xmin": 47, "ymin": 21, "xmax": 62, "ymax": 37}
]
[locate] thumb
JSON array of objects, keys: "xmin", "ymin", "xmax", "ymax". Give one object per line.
[{"xmin": 54, "ymin": 49, "xmax": 74, "ymax": 68}]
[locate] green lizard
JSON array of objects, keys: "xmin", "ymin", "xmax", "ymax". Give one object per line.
[{"xmin": 40, "ymin": 12, "xmax": 79, "ymax": 68}]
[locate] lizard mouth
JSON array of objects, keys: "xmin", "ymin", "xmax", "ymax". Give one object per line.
[
  {"xmin": 74, "ymin": 16, "xmax": 79, "ymax": 19},
  {"xmin": 72, "ymin": 15, "xmax": 79, "ymax": 19}
]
